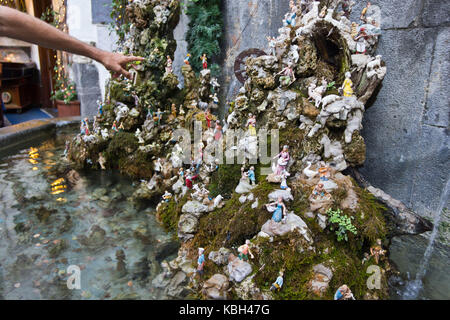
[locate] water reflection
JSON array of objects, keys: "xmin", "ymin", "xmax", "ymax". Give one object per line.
[{"xmin": 0, "ymin": 128, "xmax": 179, "ymax": 300}]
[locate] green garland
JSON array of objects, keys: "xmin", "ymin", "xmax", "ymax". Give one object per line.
[
  {"xmin": 185, "ymin": 0, "xmax": 223, "ymax": 77},
  {"xmin": 109, "ymin": 0, "xmax": 130, "ymax": 44}
]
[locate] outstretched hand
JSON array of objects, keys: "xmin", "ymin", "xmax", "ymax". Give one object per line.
[{"xmin": 99, "ymin": 52, "xmax": 145, "ymax": 79}]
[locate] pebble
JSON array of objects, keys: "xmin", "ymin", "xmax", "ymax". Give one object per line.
[
  {"xmin": 14, "ymin": 283, "xmax": 21, "ymax": 288},
  {"xmin": 33, "ymin": 233, "xmax": 41, "ymax": 238},
  {"xmin": 127, "ymin": 281, "xmax": 133, "ymax": 287}
]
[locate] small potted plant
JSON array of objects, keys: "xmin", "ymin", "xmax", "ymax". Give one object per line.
[{"xmin": 52, "ymin": 69, "xmax": 80, "ymax": 117}]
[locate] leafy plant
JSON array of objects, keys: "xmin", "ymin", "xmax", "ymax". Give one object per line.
[
  {"xmin": 109, "ymin": 0, "xmax": 130, "ymax": 43},
  {"xmin": 327, "ymin": 208, "xmax": 357, "ymax": 242},
  {"xmin": 326, "ymin": 81, "xmax": 336, "ymax": 91},
  {"xmin": 40, "ymin": 7, "xmax": 61, "ymax": 28},
  {"xmin": 185, "ymin": 0, "xmax": 223, "ymax": 77},
  {"xmin": 51, "ymin": 66, "xmax": 78, "ymax": 104}
]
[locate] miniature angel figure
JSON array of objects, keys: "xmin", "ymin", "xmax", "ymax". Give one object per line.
[
  {"xmin": 319, "ymin": 5, "xmax": 327, "ymax": 18},
  {"xmin": 238, "ymin": 240, "xmax": 254, "ymax": 261},
  {"xmin": 80, "ymin": 119, "xmax": 86, "ymax": 135},
  {"xmin": 211, "ymin": 77, "xmax": 220, "ymax": 93},
  {"xmin": 178, "ymin": 168, "xmax": 185, "ymax": 181},
  {"xmin": 311, "ymin": 183, "xmax": 331, "ymax": 200},
  {"xmin": 211, "ymin": 93, "xmax": 219, "ymax": 108},
  {"xmin": 351, "ymin": 22, "xmax": 359, "ymax": 39},
  {"xmin": 165, "ymin": 55, "xmax": 173, "ymax": 74},
  {"xmin": 200, "ymin": 53, "xmax": 208, "ymax": 69},
  {"xmin": 82, "ymin": 118, "xmax": 90, "ymax": 135},
  {"xmin": 362, "ymin": 17, "xmax": 381, "ymax": 37},
  {"xmin": 168, "ymin": 103, "xmax": 177, "ymax": 122},
  {"xmin": 97, "ymin": 100, "xmax": 103, "ymax": 116},
  {"xmin": 135, "ymin": 128, "xmax": 145, "ymax": 144},
  {"xmin": 171, "ymin": 103, "xmax": 177, "ymax": 118},
  {"xmin": 154, "ymin": 158, "xmax": 163, "ymax": 173},
  {"xmin": 132, "ymin": 92, "xmax": 140, "ymax": 107},
  {"xmin": 205, "ymin": 109, "xmax": 212, "ymax": 129},
  {"xmin": 179, "ymin": 105, "xmax": 185, "ymax": 117},
  {"xmin": 241, "ymin": 166, "xmax": 250, "ymax": 184},
  {"xmin": 64, "ymin": 141, "xmax": 70, "ymax": 158},
  {"xmin": 185, "ymin": 170, "xmax": 199, "ymax": 189},
  {"xmin": 247, "ymin": 166, "xmax": 256, "ymax": 185},
  {"xmin": 98, "ymin": 152, "xmax": 106, "ymax": 170},
  {"xmin": 101, "ymin": 128, "xmax": 109, "ymax": 139},
  {"xmin": 318, "ymin": 162, "xmax": 331, "ymax": 181},
  {"xmin": 370, "ymin": 239, "xmax": 386, "ymax": 264},
  {"xmin": 246, "ymin": 113, "xmax": 257, "ymax": 136},
  {"xmin": 341, "ymin": 72, "xmax": 354, "ymax": 97},
  {"xmin": 354, "ymin": 28, "xmax": 368, "ymax": 54},
  {"xmin": 270, "ymin": 271, "xmax": 284, "ymax": 292},
  {"xmin": 340, "ymin": 0, "xmax": 354, "ymax": 19},
  {"xmin": 154, "ymin": 108, "xmax": 165, "ymax": 125},
  {"xmin": 277, "ymin": 64, "xmax": 296, "ymax": 86},
  {"xmin": 197, "ymin": 248, "xmax": 205, "ymax": 276},
  {"xmin": 265, "ymin": 197, "xmax": 287, "ymax": 223},
  {"xmin": 280, "ymin": 170, "xmax": 290, "ymax": 190},
  {"xmin": 285, "ymin": 0, "xmax": 297, "ymax": 27},
  {"xmin": 360, "ymin": 1, "xmax": 371, "ymax": 23},
  {"xmin": 214, "ymin": 120, "xmax": 223, "ymax": 141},
  {"xmin": 194, "ymin": 155, "xmax": 203, "ymax": 174},
  {"xmin": 267, "ymin": 36, "xmax": 277, "ymax": 56},
  {"xmin": 118, "ymin": 122, "xmax": 125, "ymax": 131},
  {"xmin": 184, "ymin": 53, "xmax": 191, "ymax": 65},
  {"xmin": 273, "ymin": 145, "xmax": 290, "ymax": 176},
  {"xmin": 334, "ymin": 285, "xmax": 355, "ymax": 300},
  {"xmin": 162, "ymin": 190, "xmax": 172, "ymax": 202}
]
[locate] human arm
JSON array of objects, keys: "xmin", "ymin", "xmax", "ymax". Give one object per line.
[{"xmin": 0, "ymin": 6, "xmax": 143, "ymax": 78}]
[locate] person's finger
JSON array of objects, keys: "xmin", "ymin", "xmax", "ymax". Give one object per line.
[
  {"xmin": 126, "ymin": 56, "xmax": 145, "ymax": 63},
  {"xmin": 121, "ymin": 68, "xmax": 132, "ymax": 79}
]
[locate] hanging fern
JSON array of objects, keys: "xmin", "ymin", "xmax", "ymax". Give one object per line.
[{"xmin": 185, "ymin": 0, "xmax": 223, "ymax": 77}]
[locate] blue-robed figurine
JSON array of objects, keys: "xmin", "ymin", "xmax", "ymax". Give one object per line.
[
  {"xmin": 247, "ymin": 166, "xmax": 256, "ymax": 185},
  {"xmin": 285, "ymin": 0, "xmax": 297, "ymax": 27},
  {"xmin": 97, "ymin": 100, "xmax": 103, "ymax": 116},
  {"xmin": 266, "ymin": 197, "xmax": 287, "ymax": 223},
  {"xmin": 334, "ymin": 285, "xmax": 355, "ymax": 300},
  {"xmin": 197, "ymin": 248, "xmax": 205, "ymax": 276},
  {"xmin": 270, "ymin": 271, "xmax": 284, "ymax": 292}
]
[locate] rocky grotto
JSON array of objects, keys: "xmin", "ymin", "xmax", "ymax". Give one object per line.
[{"xmin": 64, "ymin": 0, "xmax": 435, "ymax": 300}]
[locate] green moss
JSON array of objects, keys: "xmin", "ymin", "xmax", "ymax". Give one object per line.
[
  {"xmin": 208, "ymin": 164, "xmax": 242, "ymax": 198},
  {"xmin": 253, "ymin": 233, "xmax": 317, "ymax": 300},
  {"xmin": 355, "ymin": 187, "xmax": 388, "ymax": 243},
  {"xmin": 158, "ymin": 193, "xmax": 190, "ymax": 233},
  {"xmin": 194, "ymin": 181, "xmax": 276, "ymax": 249},
  {"xmin": 105, "ymin": 132, "xmax": 139, "ymax": 161}
]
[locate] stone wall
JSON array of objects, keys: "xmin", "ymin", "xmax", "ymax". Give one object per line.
[
  {"xmin": 204, "ymin": 0, "xmax": 449, "ymax": 219},
  {"xmin": 351, "ymin": 0, "xmax": 449, "ymax": 218}
]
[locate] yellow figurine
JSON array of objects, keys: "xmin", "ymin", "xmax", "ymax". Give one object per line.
[
  {"xmin": 342, "ymin": 72, "xmax": 354, "ymax": 97},
  {"xmin": 351, "ymin": 22, "xmax": 359, "ymax": 39}
]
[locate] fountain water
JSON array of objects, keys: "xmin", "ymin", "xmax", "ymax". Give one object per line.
[{"xmin": 402, "ymin": 177, "xmax": 450, "ymax": 299}]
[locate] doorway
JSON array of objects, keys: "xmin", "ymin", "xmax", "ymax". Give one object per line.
[{"xmin": 32, "ymin": 0, "xmax": 58, "ymax": 108}]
